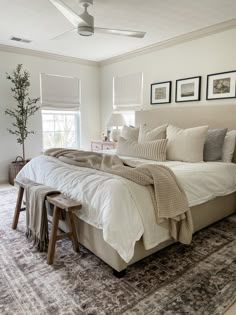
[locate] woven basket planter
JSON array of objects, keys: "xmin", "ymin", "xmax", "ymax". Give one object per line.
[{"xmin": 8, "ymin": 156, "xmax": 26, "ymax": 185}]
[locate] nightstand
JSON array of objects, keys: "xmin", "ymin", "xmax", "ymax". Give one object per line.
[{"xmin": 91, "ymin": 140, "xmax": 117, "ymax": 152}]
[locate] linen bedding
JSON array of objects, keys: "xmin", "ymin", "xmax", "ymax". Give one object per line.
[{"xmin": 16, "ymin": 153, "xmax": 236, "ymax": 263}]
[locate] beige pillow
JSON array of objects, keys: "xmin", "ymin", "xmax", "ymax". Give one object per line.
[
  {"xmin": 138, "ymin": 124, "xmax": 167, "ymax": 143},
  {"xmin": 167, "ymin": 125, "xmax": 208, "ymax": 162},
  {"xmin": 117, "ymin": 137, "xmax": 167, "ymax": 161},
  {"xmin": 120, "ymin": 125, "xmax": 139, "ymax": 141},
  {"xmin": 222, "ymin": 130, "xmax": 236, "ymax": 162}
]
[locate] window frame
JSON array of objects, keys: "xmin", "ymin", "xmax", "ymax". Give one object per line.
[{"xmin": 41, "ymin": 109, "xmax": 80, "ymax": 151}]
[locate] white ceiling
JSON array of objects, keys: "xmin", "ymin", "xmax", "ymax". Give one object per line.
[{"xmin": 0, "ymin": 0, "xmax": 236, "ymax": 62}]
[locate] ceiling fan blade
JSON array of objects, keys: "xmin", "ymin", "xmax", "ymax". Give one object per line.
[
  {"xmin": 51, "ymin": 27, "xmax": 77, "ymax": 40},
  {"xmin": 49, "ymin": 0, "xmax": 84, "ymax": 27},
  {"xmin": 94, "ymin": 27, "xmax": 146, "ymax": 38}
]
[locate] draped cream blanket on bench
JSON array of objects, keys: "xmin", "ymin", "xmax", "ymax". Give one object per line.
[
  {"xmin": 45, "ymin": 148, "xmax": 193, "ymax": 244},
  {"xmin": 25, "ymin": 183, "xmax": 60, "ymax": 251}
]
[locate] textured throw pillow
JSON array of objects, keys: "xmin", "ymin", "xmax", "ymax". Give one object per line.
[
  {"xmin": 138, "ymin": 124, "xmax": 167, "ymax": 143},
  {"xmin": 167, "ymin": 125, "xmax": 208, "ymax": 162},
  {"xmin": 117, "ymin": 137, "xmax": 168, "ymax": 161},
  {"xmin": 222, "ymin": 130, "xmax": 236, "ymax": 162},
  {"xmin": 203, "ymin": 128, "xmax": 228, "ymax": 161},
  {"xmin": 120, "ymin": 125, "xmax": 139, "ymax": 141}
]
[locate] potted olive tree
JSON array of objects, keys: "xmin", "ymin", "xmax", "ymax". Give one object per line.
[{"xmin": 5, "ymin": 64, "xmax": 40, "ymax": 184}]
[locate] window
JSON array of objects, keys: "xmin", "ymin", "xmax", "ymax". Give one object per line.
[
  {"xmin": 42, "ymin": 110, "xmax": 80, "ymax": 150},
  {"xmin": 40, "ymin": 73, "xmax": 81, "ymax": 150},
  {"xmin": 112, "ymin": 72, "xmax": 142, "ymax": 128},
  {"xmin": 113, "ymin": 72, "xmax": 143, "ymax": 111}
]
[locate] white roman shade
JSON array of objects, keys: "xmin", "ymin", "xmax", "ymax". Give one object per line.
[
  {"xmin": 40, "ymin": 73, "xmax": 81, "ymax": 110},
  {"xmin": 113, "ymin": 72, "xmax": 143, "ymax": 111}
]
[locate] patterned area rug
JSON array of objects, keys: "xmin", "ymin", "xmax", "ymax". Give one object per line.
[{"xmin": 0, "ymin": 188, "xmax": 236, "ymax": 315}]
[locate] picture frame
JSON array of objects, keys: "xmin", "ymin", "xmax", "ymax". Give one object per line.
[
  {"xmin": 206, "ymin": 70, "xmax": 236, "ymax": 100},
  {"xmin": 175, "ymin": 76, "xmax": 201, "ymax": 103},
  {"xmin": 150, "ymin": 81, "xmax": 171, "ymax": 105}
]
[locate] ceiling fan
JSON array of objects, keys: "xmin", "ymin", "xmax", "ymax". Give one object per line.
[{"xmin": 49, "ymin": 0, "xmax": 146, "ymax": 39}]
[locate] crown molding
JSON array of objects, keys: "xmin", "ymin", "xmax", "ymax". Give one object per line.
[
  {"xmin": 0, "ymin": 44, "xmax": 98, "ymax": 67},
  {"xmin": 99, "ymin": 18, "xmax": 236, "ymax": 66},
  {"xmin": 1, "ymin": 18, "xmax": 235, "ymax": 67}
]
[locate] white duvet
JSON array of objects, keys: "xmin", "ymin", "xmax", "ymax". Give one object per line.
[{"xmin": 17, "ymin": 154, "xmax": 236, "ymax": 263}]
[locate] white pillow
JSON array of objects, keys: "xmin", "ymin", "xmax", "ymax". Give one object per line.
[
  {"xmin": 167, "ymin": 125, "xmax": 208, "ymax": 162},
  {"xmin": 117, "ymin": 137, "xmax": 167, "ymax": 161},
  {"xmin": 138, "ymin": 124, "xmax": 167, "ymax": 143},
  {"xmin": 120, "ymin": 125, "xmax": 139, "ymax": 141},
  {"xmin": 222, "ymin": 130, "xmax": 236, "ymax": 163}
]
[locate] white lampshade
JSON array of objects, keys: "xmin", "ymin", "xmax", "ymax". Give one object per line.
[{"xmin": 106, "ymin": 113, "xmax": 126, "ymax": 127}]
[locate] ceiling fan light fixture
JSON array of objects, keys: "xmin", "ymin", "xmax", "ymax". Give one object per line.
[
  {"xmin": 79, "ymin": 0, "xmax": 93, "ymax": 8},
  {"xmin": 78, "ymin": 25, "xmax": 94, "ymax": 36},
  {"xmin": 78, "ymin": 5, "xmax": 94, "ymax": 36},
  {"xmin": 50, "ymin": 0, "xmax": 146, "ymax": 39}
]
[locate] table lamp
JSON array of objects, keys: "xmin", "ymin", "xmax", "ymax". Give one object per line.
[{"xmin": 106, "ymin": 113, "xmax": 126, "ymax": 142}]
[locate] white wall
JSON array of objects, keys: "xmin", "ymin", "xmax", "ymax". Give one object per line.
[
  {"xmin": 0, "ymin": 51, "xmax": 100, "ymax": 183},
  {"xmin": 100, "ymin": 28, "xmax": 236, "ymax": 129}
]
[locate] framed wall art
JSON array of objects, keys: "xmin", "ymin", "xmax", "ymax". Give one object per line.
[
  {"xmin": 175, "ymin": 76, "xmax": 201, "ymax": 103},
  {"xmin": 150, "ymin": 81, "xmax": 171, "ymax": 104},
  {"xmin": 206, "ymin": 70, "xmax": 236, "ymax": 100}
]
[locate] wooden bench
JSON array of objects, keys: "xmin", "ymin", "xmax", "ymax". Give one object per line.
[
  {"xmin": 12, "ymin": 178, "xmax": 81, "ymax": 265},
  {"xmin": 46, "ymin": 194, "xmax": 81, "ymax": 265},
  {"xmin": 12, "ymin": 178, "xmax": 35, "ymax": 230}
]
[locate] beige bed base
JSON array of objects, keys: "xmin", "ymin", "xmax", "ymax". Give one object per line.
[
  {"xmin": 58, "ymin": 193, "xmax": 236, "ymax": 272},
  {"xmin": 59, "ymin": 105, "xmax": 236, "ymax": 273}
]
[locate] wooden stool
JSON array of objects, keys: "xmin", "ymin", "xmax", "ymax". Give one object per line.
[
  {"xmin": 12, "ymin": 178, "xmax": 35, "ymax": 229},
  {"xmin": 46, "ymin": 194, "xmax": 81, "ymax": 265}
]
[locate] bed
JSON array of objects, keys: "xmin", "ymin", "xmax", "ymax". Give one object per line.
[{"xmin": 16, "ymin": 105, "xmax": 236, "ymax": 274}]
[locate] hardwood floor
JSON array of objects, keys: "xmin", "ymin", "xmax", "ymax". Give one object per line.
[{"xmin": 0, "ymin": 183, "xmax": 13, "ymax": 191}]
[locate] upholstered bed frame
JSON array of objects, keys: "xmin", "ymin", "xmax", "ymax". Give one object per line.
[{"xmin": 58, "ymin": 105, "xmax": 236, "ymax": 275}]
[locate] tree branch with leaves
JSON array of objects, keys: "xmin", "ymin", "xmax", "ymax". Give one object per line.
[{"xmin": 5, "ymin": 64, "xmax": 40, "ymax": 162}]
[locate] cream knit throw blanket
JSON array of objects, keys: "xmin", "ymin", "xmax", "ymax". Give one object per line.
[
  {"xmin": 45, "ymin": 148, "xmax": 193, "ymax": 244},
  {"xmin": 25, "ymin": 183, "xmax": 59, "ymax": 251}
]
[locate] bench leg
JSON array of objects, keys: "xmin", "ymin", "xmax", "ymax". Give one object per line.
[
  {"xmin": 113, "ymin": 269, "xmax": 127, "ymax": 278},
  {"xmin": 47, "ymin": 206, "xmax": 60, "ymax": 265},
  {"xmin": 12, "ymin": 186, "xmax": 24, "ymax": 230},
  {"xmin": 68, "ymin": 211, "xmax": 79, "ymax": 252}
]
